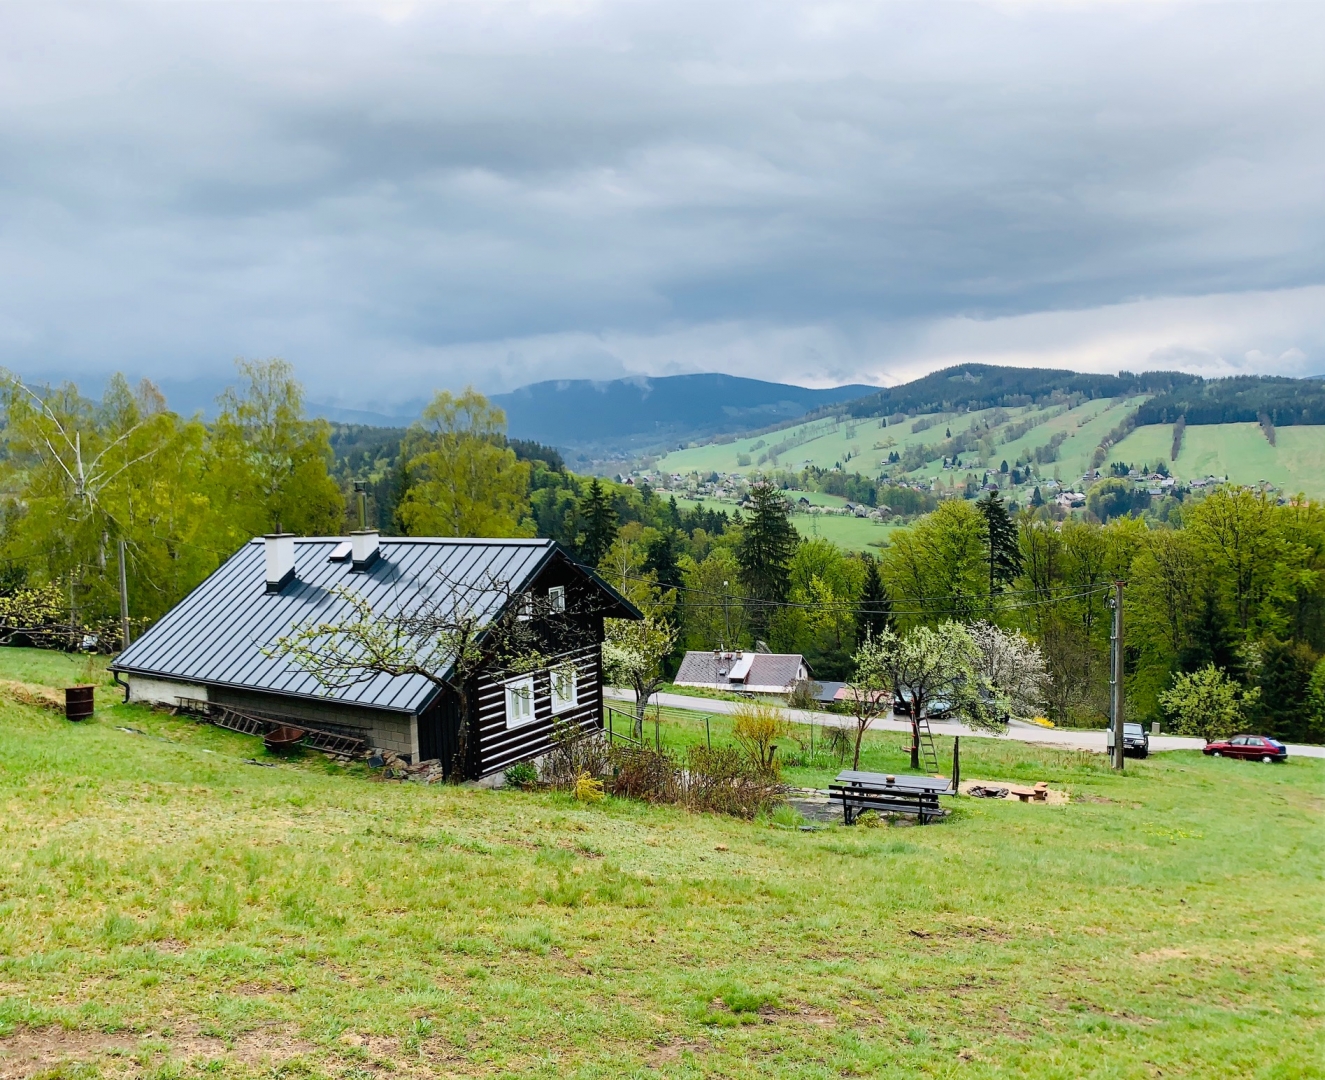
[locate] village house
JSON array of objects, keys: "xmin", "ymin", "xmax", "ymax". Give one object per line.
[
  {"xmin": 674, "ymin": 650, "xmax": 810, "ymax": 696},
  {"xmin": 111, "ymin": 532, "xmax": 639, "ymax": 779}
]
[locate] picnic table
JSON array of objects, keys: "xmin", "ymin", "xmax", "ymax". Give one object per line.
[{"xmin": 829, "ymin": 770, "xmax": 952, "ymax": 825}]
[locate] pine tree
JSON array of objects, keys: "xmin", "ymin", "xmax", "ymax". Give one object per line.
[
  {"xmin": 855, "ymin": 554, "xmax": 893, "ymax": 643},
  {"xmin": 666, "ymin": 495, "xmax": 682, "ymax": 529},
  {"xmin": 645, "ymin": 528, "xmax": 681, "ymax": 590},
  {"xmin": 577, "ymin": 478, "xmax": 618, "ymax": 567},
  {"xmin": 737, "ymin": 482, "xmax": 799, "ymax": 634},
  {"xmin": 976, "ymin": 489, "xmax": 1021, "ymax": 599},
  {"xmin": 1177, "ymin": 587, "xmax": 1243, "ymax": 680}
]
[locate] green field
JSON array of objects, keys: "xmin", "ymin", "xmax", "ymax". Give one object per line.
[
  {"xmin": 654, "ymin": 396, "xmax": 1146, "ymax": 489},
  {"xmin": 655, "ymin": 407, "xmax": 1004, "ymax": 476},
  {"xmin": 676, "ymin": 496, "xmax": 901, "ymax": 552},
  {"xmin": 2, "ymin": 648, "xmax": 1323, "ymax": 1078},
  {"xmin": 1110, "ymin": 422, "xmax": 1325, "ymax": 498}
]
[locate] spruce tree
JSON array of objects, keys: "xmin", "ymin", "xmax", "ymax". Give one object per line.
[
  {"xmin": 976, "ymin": 489, "xmax": 1021, "ymax": 599},
  {"xmin": 1177, "ymin": 587, "xmax": 1243, "ymax": 680},
  {"xmin": 577, "ymin": 478, "xmax": 618, "ymax": 567},
  {"xmin": 855, "ymin": 554, "xmax": 894, "ymax": 643},
  {"xmin": 736, "ymin": 482, "xmax": 799, "ymax": 635},
  {"xmin": 645, "ymin": 528, "xmax": 682, "ymax": 590}
]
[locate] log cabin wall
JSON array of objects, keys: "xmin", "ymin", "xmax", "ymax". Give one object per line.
[{"xmin": 474, "ymin": 643, "xmax": 602, "ymax": 778}]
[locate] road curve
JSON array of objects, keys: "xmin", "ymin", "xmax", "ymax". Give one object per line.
[{"xmin": 604, "ymin": 688, "xmax": 1325, "ymax": 760}]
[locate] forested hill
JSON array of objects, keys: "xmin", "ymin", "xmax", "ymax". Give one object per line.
[
  {"xmin": 841, "ymin": 364, "xmax": 1323, "ymax": 428},
  {"xmin": 1134, "ymin": 375, "xmax": 1325, "ymax": 426},
  {"xmin": 844, "ymin": 365, "xmax": 1198, "ymax": 418},
  {"xmin": 492, "ymin": 374, "xmax": 874, "ymax": 457}
]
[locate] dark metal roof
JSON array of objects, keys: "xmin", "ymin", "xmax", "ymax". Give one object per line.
[
  {"xmin": 112, "ymin": 537, "xmax": 629, "ymax": 714},
  {"xmin": 674, "ymin": 650, "xmax": 808, "ymax": 691}
]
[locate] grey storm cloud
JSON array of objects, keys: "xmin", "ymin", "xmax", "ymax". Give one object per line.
[{"xmin": 1, "ymin": 1, "xmax": 1323, "ymax": 410}]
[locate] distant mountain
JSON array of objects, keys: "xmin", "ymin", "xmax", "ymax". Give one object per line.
[{"xmin": 492, "ymin": 374, "xmax": 876, "ymax": 461}]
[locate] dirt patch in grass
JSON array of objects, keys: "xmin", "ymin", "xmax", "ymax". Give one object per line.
[
  {"xmin": 959, "ymin": 779, "xmax": 1070, "ymax": 805},
  {"xmin": 0, "ymin": 1025, "xmax": 323, "ymax": 1079},
  {"xmin": 646, "ymin": 1037, "xmax": 711, "ymax": 1067},
  {"xmin": 0, "ymin": 1028, "xmax": 140, "ymax": 1080}
]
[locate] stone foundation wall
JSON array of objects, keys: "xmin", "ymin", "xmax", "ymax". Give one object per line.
[{"xmin": 125, "ymin": 677, "xmax": 418, "ymax": 761}]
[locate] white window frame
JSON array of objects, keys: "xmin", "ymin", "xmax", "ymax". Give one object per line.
[
  {"xmin": 550, "ymin": 663, "xmax": 578, "ymax": 714},
  {"xmin": 504, "ymin": 675, "xmax": 536, "ymax": 729},
  {"xmin": 548, "ymin": 585, "xmax": 566, "ymax": 613},
  {"xmin": 516, "ymin": 593, "xmax": 533, "ymax": 621}
]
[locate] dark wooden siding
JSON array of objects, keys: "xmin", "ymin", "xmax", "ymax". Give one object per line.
[
  {"xmin": 474, "ymin": 644, "xmax": 602, "ymax": 777},
  {"xmin": 417, "ymin": 691, "xmax": 461, "ymax": 772}
]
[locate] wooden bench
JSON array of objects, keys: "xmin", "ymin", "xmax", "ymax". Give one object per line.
[{"xmin": 829, "ymin": 770, "xmax": 952, "ymax": 825}]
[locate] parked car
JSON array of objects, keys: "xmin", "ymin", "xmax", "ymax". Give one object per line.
[
  {"xmin": 1106, "ymin": 722, "xmax": 1150, "ymax": 758},
  {"xmin": 1202, "ymin": 735, "xmax": 1288, "ymax": 763}
]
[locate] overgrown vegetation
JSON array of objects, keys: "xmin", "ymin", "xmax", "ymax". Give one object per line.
[{"xmin": 0, "ymin": 651, "xmax": 1320, "ymax": 1078}]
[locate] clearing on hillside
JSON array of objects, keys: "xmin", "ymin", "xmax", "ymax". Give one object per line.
[{"xmin": 1110, "ymin": 422, "xmax": 1325, "ymax": 497}]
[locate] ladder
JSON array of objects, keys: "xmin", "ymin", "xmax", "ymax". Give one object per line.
[
  {"xmin": 174, "ymin": 698, "xmax": 364, "ymax": 757},
  {"xmin": 916, "ymin": 713, "xmax": 942, "ymax": 776}
]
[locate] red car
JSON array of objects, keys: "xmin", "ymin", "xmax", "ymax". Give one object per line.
[{"xmin": 1203, "ymin": 735, "xmax": 1288, "ymax": 763}]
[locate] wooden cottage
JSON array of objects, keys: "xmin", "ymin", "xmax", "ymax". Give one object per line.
[{"xmin": 110, "ymin": 532, "xmax": 640, "ymax": 779}]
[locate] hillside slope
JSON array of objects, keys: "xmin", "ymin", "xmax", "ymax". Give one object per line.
[
  {"xmin": 493, "ymin": 374, "xmax": 874, "ymax": 460},
  {"xmin": 1110, "ymin": 423, "xmax": 1325, "ymax": 497}
]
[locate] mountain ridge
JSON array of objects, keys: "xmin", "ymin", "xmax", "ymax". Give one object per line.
[{"xmin": 491, "ymin": 373, "xmax": 876, "ymax": 461}]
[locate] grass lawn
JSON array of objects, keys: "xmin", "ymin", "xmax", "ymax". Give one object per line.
[{"xmin": 2, "ymin": 647, "xmax": 1323, "ymax": 1079}]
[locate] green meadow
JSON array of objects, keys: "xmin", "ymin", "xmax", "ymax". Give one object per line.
[
  {"xmin": 652, "ymin": 396, "xmax": 1154, "ymax": 488},
  {"xmin": 673, "ymin": 496, "xmax": 900, "ymax": 552},
  {"xmin": 1110, "ymin": 422, "xmax": 1325, "ymax": 498},
  {"xmin": 1, "ymin": 648, "xmax": 1322, "ymax": 1079}
]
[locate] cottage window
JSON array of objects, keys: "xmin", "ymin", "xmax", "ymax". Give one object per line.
[
  {"xmin": 505, "ymin": 675, "xmax": 536, "ymax": 728},
  {"xmin": 548, "ymin": 585, "xmax": 566, "ymax": 613},
  {"xmin": 551, "ymin": 663, "xmax": 577, "ymax": 713},
  {"xmin": 516, "ymin": 593, "xmax": 533, "ymax": 621}
]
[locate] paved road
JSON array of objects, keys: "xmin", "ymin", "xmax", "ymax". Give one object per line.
[{"xmin": 605, "ymin": 688, "xmax": 1325, "ymax": 759}]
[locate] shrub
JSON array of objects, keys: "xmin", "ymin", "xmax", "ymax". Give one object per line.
[
  {"xmin": 1309, "ymin": 657, "xmax": 1325, "ymax": 744},
  {"xmin": 503, "ymin": 761, "xmax": 538, "ymax": 790},
  {"xmin": 682, "ymin": 745, "xmax": 784, "ymax": 818},
  {"xmin": 538, "ymin": 718, "xmax": 610, "ymax": 790},
  {"xmin": 731, "ymin": 702, "xmax": 791, "ymax": 775},
  {"xmin": 822, "ymin": 725, "xmax": 852, "ymax": 764},
  {"xmin": 574, "ymin": 771, "xmax": 605, "ymax": 803},
  {"xmin": 606, "ymin": 745, "xmax": 679, "ymax": 802},
  {"xmin": 786, "ymin": 679, "xmax": 822, "ymax": 711},
  {"xmin": 1159, "ymin": 665, "xmax": 1260, "ymax": 742}
]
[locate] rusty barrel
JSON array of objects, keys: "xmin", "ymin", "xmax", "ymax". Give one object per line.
[{"xmin": 65, "ymin": 685, "xmax": 96, "ymax": 722}]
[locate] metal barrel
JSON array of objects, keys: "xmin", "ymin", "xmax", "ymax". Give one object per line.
[{"xmin": 65, "ymin": 685, "xmax": 96, "ymax": 722}]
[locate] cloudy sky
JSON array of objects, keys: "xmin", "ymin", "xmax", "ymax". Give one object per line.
[{"xmin": 2, "ymin": 1, "xmax": 1323, "ymax": 411}]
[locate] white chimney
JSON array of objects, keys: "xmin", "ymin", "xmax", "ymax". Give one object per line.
[
  {"xmin": 351, "ymin": 529, "xmax": 380, "ymax": 571},
  {"xmin": 264, "ymin": 533, "xmax": 295, "ymax": 593}
]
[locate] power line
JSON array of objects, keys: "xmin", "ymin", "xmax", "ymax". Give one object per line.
[{"xmin": 616, "ymin": 570, "xmax": 1114, "ymax": 616}]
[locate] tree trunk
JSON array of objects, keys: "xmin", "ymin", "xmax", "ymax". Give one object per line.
[
  {"xmin": 909, "ymin": 705, "xmax": 920, "ymax": 771},
  {"xmin": 633, "ymin": 678, "xmax": 647, "ymax": 741},
  {"xmin": 453, "ymin": 684, "xmax": 471, "ymax": 782},
  {"xmin": 852, "ymin": 722, "xmax": 865, "ymax": 770}
]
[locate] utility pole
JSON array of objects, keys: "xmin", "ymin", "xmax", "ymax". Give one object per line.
[
  {"xmin": 1109, "ymin": 580, "xmax": 1126, "ymax": 771},
  {"xmin": 722, "ymin": 579, "xmax": 730, "ymax": 651},
  {"xmin": 117, "ymin": 540, "xmax": 131, "ymax": 649}
]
